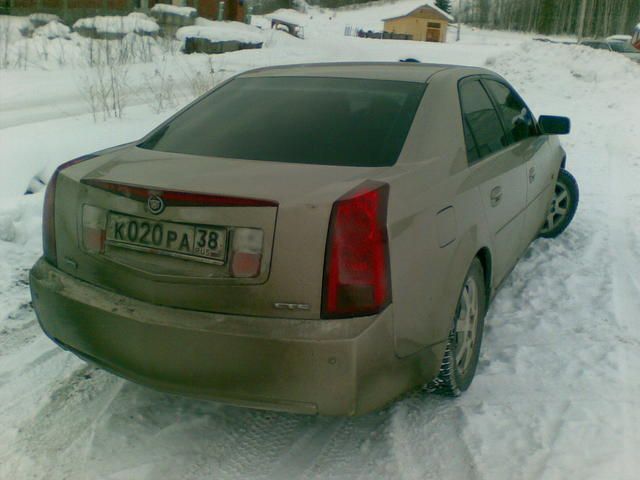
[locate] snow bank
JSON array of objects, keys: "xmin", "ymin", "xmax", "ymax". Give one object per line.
[
  {"xmin": 487, "ymin": 40, "xmax": 640, "ymax": 89},
  {"xmin": 73, "ymin": 13, "xmax": 159, "ymax": 36},
  {"xmin": 151, "ymin": 4, "xmax": 197, "ymax": 18},
  {"xmin": 266, "ymin": 9, "xmax": 310, "ymax": 26},
  {"xmin": 33, "ymin": 21, "xmax": 71, "ymax": 40},
  {"xmin": 0, "ymin": 15, "xmax": 32, "ymax": 41},
  {"xmin": 0, "ymin": 108, "xmax": 164, "ymax": 198},
  {"xmin": 28, "ymin": 13, "xmax": 62, "ymax": 27},
  {"xmin": 177, "ymin": 21, "xmax": 263, "ymax": 44}
]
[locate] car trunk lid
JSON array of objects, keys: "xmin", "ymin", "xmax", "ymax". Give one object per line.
[{"xmin": 53, "ymin": 146, "xmax": 385, "ymax": 318}]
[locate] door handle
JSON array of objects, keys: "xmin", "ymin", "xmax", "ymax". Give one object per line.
[
  {"xmin": 490, "ymin": 186, "xmax": 502, "ymax": 207},
  {"xmin": 529, "ymin": 167, "xmax": 536, "ymax": 184}
]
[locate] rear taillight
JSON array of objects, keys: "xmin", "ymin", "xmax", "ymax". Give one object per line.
[
  {"xmin": 322, "ymin": 181, "xmax": 392, "ymax": 318},
  {"xmin": 230, "ymin": 228, "xmax": 264, "ymax": 278},
  {"xmin": 43, "ymin": 154, "xmax": 97, "ymax": 266}
]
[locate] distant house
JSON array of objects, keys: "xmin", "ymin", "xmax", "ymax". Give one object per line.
[{"xmin": 383, "ymin": 3, "xmax": 454, "ymax": 43}]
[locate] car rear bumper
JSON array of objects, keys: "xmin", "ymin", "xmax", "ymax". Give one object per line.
[{"xmin": 29, "ymin": 258, "xmax": 443, "ymax": 415}]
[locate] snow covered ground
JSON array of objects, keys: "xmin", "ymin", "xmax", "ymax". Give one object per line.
[{"xmin": 1, "ymin": 1, "xmax": 640, "ymax": 478}]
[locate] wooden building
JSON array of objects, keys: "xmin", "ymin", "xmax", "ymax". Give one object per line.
[
  {"xmin": 7, "ymin": 0, "xmax": 245, "ymax": 23},
  {"xmin": 383, "ymin": 3, "xmax": 453, "ymax": 43}
]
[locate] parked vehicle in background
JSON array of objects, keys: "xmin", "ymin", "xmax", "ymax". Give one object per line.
[
  {"xmin": 608, "ymin": 39, "xmax": 640, "ymax": 60},
  {"xmin": 580, "ymin": 39, "xmax": 611, "ymax": 50},
  {"xmin": 605, "ymin": 34, "xmax": 632, "ymax": 43},
  {"xmin": 30, "ymin": 62, "xmax": 579, "ymax": 416},
  {"xmin": 533, "ymin": 37, "xmax": 576, "ymax": 45},
  {"xmin": 633, "ymin": 23, "xmax": 640, "ymax": 49},
  {"xmin": 580, "ymin": 39, "xmax": 640, "ymax": 63}
]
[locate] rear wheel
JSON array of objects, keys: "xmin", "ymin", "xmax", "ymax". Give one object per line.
[
  {"xmin": 539, "ymin": 169, "xmax": 579, "ymax": 238},
  {"xmin": 428, "ymin": 258, "xmax": 487, "ymax": 396}
]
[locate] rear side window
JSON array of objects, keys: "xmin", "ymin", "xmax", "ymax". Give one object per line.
[
  {"xmin": 140, "ymin": 77, "xmax": 425, "ymax": 167},
  {"xmin": 459, "ymin": 80, "xmax": 507, "ymax": 163},
  {"xmin": 483, "ymin": 80, "xmax": 537, "ymax": 143}
]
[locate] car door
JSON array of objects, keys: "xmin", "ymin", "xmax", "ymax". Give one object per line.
[
  {"xmin": 482, "ymin": 79, "xmax": 554, "ymax": 250},
  {"xmin": 458, "ymin": 78, "xmax": 528, "ymax": 285}
]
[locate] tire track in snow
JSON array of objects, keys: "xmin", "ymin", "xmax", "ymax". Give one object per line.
[
  {"xmin": 389, "ymin": 396, "xmax": 481, "ymax": 480},
  {"xmin": 266, "ymin": 417, "xmax": 349, "ymax": 479},
  {"xmin": 606, "ymin": 139, "xmax": 640, "ymax": 479},
  {"xmin": 2, "ymin": 367, "xmax": 123, "ymax": 476},
  {"xmin": 299, "ymin": 412, "xmax": 396, "ymax": 479}
]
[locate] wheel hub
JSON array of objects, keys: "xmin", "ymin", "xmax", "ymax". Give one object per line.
[
  {"xmin": 454, "ymin": 277, "xmax": 479, "ymax": 376},
  {"xmin": 541, "ymin": 181, "xmax": 570, "ymax": 234}
]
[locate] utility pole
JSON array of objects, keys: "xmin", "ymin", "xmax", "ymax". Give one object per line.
[{"xmin": 457, "ymin": 0, "xmax": 464, "ymax": 41}]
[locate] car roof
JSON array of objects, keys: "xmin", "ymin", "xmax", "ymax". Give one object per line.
[{"xmin": 239, "ymin": 62, "xmax": 493, "ymax": 83}]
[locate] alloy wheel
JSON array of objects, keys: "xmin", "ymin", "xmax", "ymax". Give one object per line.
[
  {"xmin": 454, "ymin": 277, "xmax": 479, "ymax": 377},
  {"xmin": 541, "ymin": 181, "xmax": 570, "ymax": 234}
]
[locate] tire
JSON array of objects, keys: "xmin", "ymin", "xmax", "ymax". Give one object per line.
[
  {"xmin": 539, "ymin": 169, "xmax": 579, "ymax": 238},
  {"xmin": 428, "ymin": 258, "xmax": 487, "ymax": 396}
]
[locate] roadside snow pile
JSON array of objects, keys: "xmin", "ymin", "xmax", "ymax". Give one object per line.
[
  {"xmin": 0, "ymin": 111, "xmax": 164, "ymax": 198},
  {"xmin": 150, "ymin": 3, "xmax": 197, "ymax": 29},
  {"xmin": 73, "ymin": 13, "xmax": 159, "ymax": 38},
  {"xmin": 151, "ymin": 3, "xmax": 198, "ymax": 18},
  {"xmin": 33, "ymin": 21, "xmax": 71, "ymax": 40},
  {"xmin": 486, "ymin": 40, "xmax": 639, "ymax": 92},
  {"xmin": 266, "ymin": 8, "xmax": 310, "ymax": 27},
  {"xmin": 28, "ymin": 13, "xmax": 62, "ymax": 28},
  {"xmin": 177, "ymin": 21, "xmax": 263, "ymax": 45},
  {"xmin": 0, "ymin": 15, "xmax": 32, "ymax": 40}
]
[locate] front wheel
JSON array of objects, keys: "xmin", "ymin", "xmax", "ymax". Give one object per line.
[
  {"xmin": 428, "ymin": 258, "xmax": 487, "ymax": 396},
  {"xmin": 539, "ymin": 169, "xmax": 579, "ymax": 238}
]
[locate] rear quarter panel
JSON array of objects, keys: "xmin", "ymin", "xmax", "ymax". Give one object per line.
[{"xmin": 388, "ymin": 69, "xmax": 494, "ymax": 358}]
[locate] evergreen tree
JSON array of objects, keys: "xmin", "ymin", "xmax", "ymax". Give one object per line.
[
  {"xmin": 457, "ymin": 0, "xmax": 640, "ymax": 38},
  {"xmin": 435, "ymin": 0, "xmax": 452, "ymax": 14},
  {"xmin": 537, "ymin": 0, "xmax": 556, "ymax": 34}
]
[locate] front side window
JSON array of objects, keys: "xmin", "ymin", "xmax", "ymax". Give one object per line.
[
  {"xmin": 140, "ymin": 76, "xmax": 425, "ymax": 167},
  {"xmin": 483, "ymin": 80, "xmax": 537, "ymax": 144},
  {"xmin": 459, "ymin": 79, "xmax": 507, "ymax": 163}
]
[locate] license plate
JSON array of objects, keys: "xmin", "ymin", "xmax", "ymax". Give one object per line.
[{"xmin": 106, "ymin": 213, "xmax": 227, "ymax": 264}]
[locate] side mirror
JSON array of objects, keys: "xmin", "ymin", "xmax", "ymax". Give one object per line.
[{"xmin": 538, "ymin": 115, "xmax": 571, "ymax": 135}]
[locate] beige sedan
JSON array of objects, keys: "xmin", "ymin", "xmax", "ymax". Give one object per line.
[{"xmin": 29, "ymin": 62, "xmax": 579, "ymax": 415}]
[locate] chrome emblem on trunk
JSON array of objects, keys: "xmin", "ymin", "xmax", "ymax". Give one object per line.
[{"xmin": 147, "ymin": 194, "xmax": 165, "ymax": 215}]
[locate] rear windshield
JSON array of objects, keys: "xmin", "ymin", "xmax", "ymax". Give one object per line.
[{"xmin": 139, "ymin": 76, "xmax": 425, "ymax": 167}]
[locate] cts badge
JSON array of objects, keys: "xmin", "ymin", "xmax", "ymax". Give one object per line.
[{"xmin": 274, "ymin": 302, "xmax": 311, "ymax": 311}]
